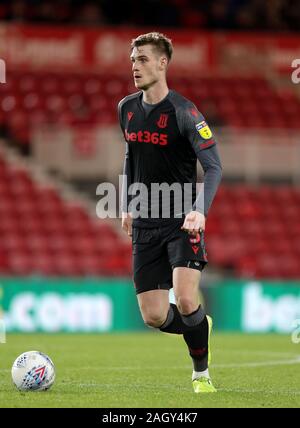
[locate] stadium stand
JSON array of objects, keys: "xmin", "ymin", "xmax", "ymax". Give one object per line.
[
  {"xmin": 0, "ymin": 11, "xmax": 299, "ymax": 281},
  {"xmin": 1, "ymin": 73, "xmax": 300, "ymax": 151},
  {"xmin": 1, "ymin": 67, "xmax": 300, "ymax": 279},
  {"xmin": 206, "ymin": 184, "xmax": 300, "ymax": 279},
  {"xmin": 1, "ymin": 142, "xmax": 300, "ymax": 279},
  {"xmin": 0, "ymin": 149, "xmax": 132, "ymax": 276},
  {"xmin": 1, "ymin": 0, "xmax": 299, "ymax": 32}
]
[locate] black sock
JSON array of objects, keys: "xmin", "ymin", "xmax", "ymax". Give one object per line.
[
  {"xmin": 159, "ymin": 304, "xmax": 184, "ymax": 334},
  {"xmin": 159, "ymin": 304, "xmax": 209, "ymax": 371},
  {"xmin": 181, "ymin": 306, "xmax": 209, "ymax": 372}
]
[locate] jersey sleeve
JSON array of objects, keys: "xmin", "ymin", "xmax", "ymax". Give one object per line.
[
  {"xmin": 121, "ymin": 143, "xmax": 132, "ymax": 213},
  {"xmin": 176, "ymin": 101, "xmax": 222, "ymax": 217},
  {"xmin": 192, "ymin": 145, "xmax": 222, "ymax": 216},
  {"xmin": 117, "ymin": 99, "xmax": 126, "ymax": 134},
  {"xmin": 177, "ymin": 102, "xmax": 216, "ymax": 151},
  {"xmin": 118, "ymin": 99, "xmax": 132, "ymax": 213}
]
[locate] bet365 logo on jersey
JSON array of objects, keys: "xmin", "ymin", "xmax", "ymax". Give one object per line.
[
  {"xmin": 125, "ymin": 129, "xmax": 168, "ymax": 146},
  {"xmin": 196, "ymin": 121, "xmax": 212, "ymax": 140}
]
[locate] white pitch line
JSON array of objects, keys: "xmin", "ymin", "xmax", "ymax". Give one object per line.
[
  {"xmin": 218, "ymin": 387, "xmax": 300, "ymax": 396},
  {"xmin": 1, "ymin": 357, "xmax": 299, "ymax": 374},
  {"xmin": 213, "ymin": 357, "xmax": 300, "ymax": 368},
  {"xmin": 214, "ymin": 349, "xmax": 300, "ymax": 358},
  {"xmin": 55, "ymin": 382, "xmax": 300, "ymax": 396},
  {"xmin": 55, "ymin": 356, "xmax": 300, "ymax": 371}
]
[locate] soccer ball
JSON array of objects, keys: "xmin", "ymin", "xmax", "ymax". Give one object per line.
[{"xmin": 11, "ymin": 351, "xmax": 55, "ymax": 392}]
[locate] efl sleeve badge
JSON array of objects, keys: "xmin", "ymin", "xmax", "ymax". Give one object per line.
[{"xmin": 196, "ymin": 121, "xmax": 212, "ymax": 140}]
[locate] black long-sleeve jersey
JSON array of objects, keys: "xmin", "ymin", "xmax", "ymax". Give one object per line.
[{"xmin": 118, "ymin": 89, "xmax": 222, "ymax": 227}]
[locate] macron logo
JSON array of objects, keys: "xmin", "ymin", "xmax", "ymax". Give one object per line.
[
  {"xmin": 191, "ymin": 245, "xmax": 199, "ymax": 255},
  {"xmin": 0, "ymin": 59, "xmax": 6, "ymax": 84}
]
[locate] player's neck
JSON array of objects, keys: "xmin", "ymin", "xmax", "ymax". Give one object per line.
[{"xmin": 142, "ymin": 81, "xmax": 169, "ymax": 105}]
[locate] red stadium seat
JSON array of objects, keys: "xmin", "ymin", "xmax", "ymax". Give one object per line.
[
  {"xmin": 55, "ymin": 254, "xmax": 83, "ymax": 276},
  {"xmin": 8, "ymin": 252, "xmax": 33, "ymax": 275}
]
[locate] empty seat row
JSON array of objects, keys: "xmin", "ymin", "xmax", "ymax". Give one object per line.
[{"xmin": 1, "ymin": 73, "xmax": 300, "ymax": 148}]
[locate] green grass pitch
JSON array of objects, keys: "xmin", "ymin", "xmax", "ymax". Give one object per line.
[{"xmin": 0, "ymin": 332, "xmax": 300, "ymax": 408}]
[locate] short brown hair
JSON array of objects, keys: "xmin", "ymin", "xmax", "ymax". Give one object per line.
[{"xmin": 131, "ymin": 32, "xmax": 173, "ymax": 62}]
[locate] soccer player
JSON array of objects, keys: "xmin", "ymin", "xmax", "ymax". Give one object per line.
[{"xmin": 118, "ymin": 33, "xmax": 222, "ymax": 393}]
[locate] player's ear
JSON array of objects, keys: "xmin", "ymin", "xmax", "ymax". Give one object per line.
[{"xmin": 159, "ymin": 56, "xmax": 168, "ymax": 70}]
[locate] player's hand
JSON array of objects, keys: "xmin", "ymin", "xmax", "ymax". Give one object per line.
[
  {"xmin": 181, "ymin": 211, "xmax": 205, "ymax": 237},
  {"xmin": 122, "ymin": 212, "xmax": 133, "ymax": 237}
]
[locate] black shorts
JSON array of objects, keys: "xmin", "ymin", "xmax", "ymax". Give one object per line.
[{"xmin": 132, "ymin": 221, "xmax": 208, "ymax": 295}]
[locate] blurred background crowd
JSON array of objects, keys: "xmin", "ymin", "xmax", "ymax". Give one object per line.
[{"xmin": 1, "ymin": 0, "xmax": 300, "ymax": 31}]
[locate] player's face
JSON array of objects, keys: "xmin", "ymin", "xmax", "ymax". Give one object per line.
[{"xmin": 130, "ymin": 45, "xmax": 165, "ymax": 90}]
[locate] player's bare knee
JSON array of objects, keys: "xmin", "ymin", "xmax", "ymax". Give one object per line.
[
  {"xmin": 176, "ymin": 295, "xmax": 197, "ymax": 315},
  {"xmin": 143, "ymin": 314, "xmax": 166, "ymax": 328},
  {"xmin": 141, "ymin": 308, "xmax": 168, "ymax": 328}
]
